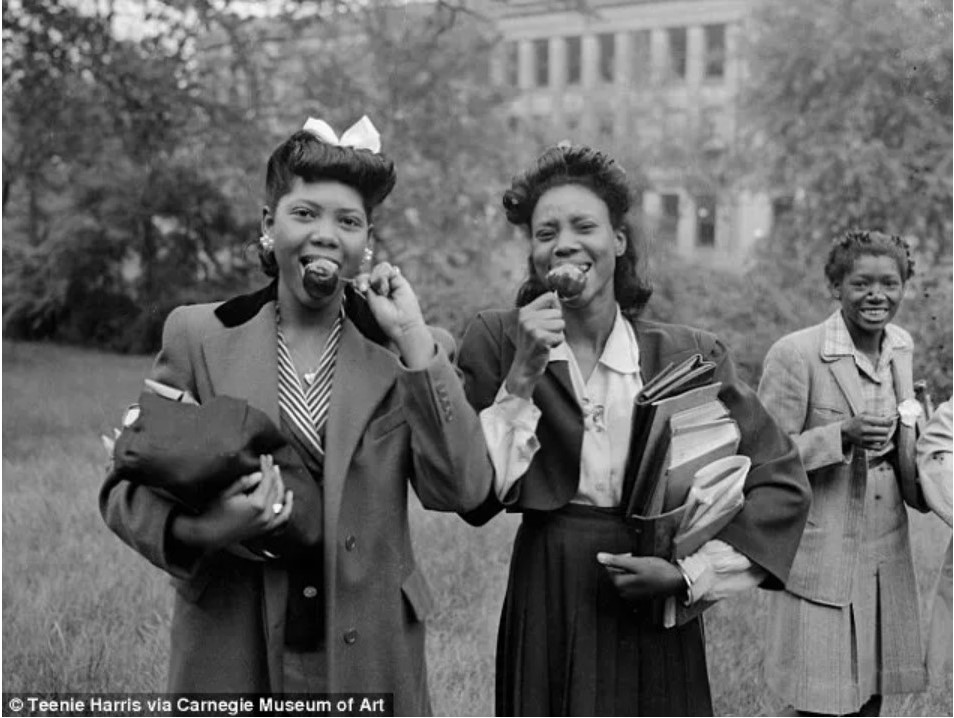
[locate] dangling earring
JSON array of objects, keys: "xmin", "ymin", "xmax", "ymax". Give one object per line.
[
  {"xmin": 361, "ymin": 231, "xmax": 374, "ymax": 273},
  {"xmin": 259, "ymin": 234, "xmax": 274, "ymax": 252}
]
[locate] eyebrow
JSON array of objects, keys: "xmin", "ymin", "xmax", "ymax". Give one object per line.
[{"xmin": 289, "ymin": 198, "xmax": 366, "ymax": 216}]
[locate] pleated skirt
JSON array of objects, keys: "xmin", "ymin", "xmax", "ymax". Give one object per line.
[{"xmin": 495, "ymin": 503, "xmax": 712, "ymax": 717}]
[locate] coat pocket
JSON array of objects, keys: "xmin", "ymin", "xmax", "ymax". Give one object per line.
[
  {"xmin": 807, "ymin": 404, "xmax": 848, "ymax": 429},
  {"xmin": 401, "ymin": 568, "xmax": 435, "ymax": 623},
  {"xmin": 367, "ymin": 406, "xmax": 408, "ymax": 440}
]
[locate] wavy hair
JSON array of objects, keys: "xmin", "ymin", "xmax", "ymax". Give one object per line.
[
  {"xmin": 258, "ymin": 130, "xmax": 397, "ymax": 277},
  {"xmin": 504, "ymin": 144, "xmax": 652, "ymax": 315},
  {"xmin": 824, "ymin": 229, "xmax": 915, "ymax": 285}
]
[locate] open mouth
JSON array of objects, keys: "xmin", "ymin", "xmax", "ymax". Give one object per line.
[
  {"xmin": 300, "ymin": 256, "xmax": 341, "ymax": 299},
  {"xmin": 550, "ymin": 262, "xmax": 592, "ymax": 274},
  {"xmin": 300, "ymin": 256, "xmax": 340, "ymax": 275},
  {"xmin": 859, "ymin": 307, "xmax": 889, "ymax": 322},
  {"xmin": 546, "ymin": 263, "xmax": 590, "ymax": 300}
]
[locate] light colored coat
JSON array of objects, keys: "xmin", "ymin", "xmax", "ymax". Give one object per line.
[
  {"xmin": 758, "ymin": 317, "xmax": 925, "ymax": 698},
  {"xmin": 100, "ymin": 290, "xmax": 493, "ymax": 714},
  {"xmin": 758, "ymin": 318, "xmax": 922, "ymax": 603}
]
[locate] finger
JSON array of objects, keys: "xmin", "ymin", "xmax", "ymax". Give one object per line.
[
  {"xmin": 272, "ymin": 465, "xmax": 286, "ymax": 499},
  {"xmin": 519, "ymin": 305, "xmax": 564, "ymax": 324},
  {"xmin": 368, "ymin": 262, "xmax": 394, "ymax": 295},
  {"xmin": 260, "ymin": 466, "xmax": 284, "ymax": 512},
  {"xmin": 596, "ymin": 552, "xmax": 642, "ymax": 572},
  {"xmin": 271, "ymin": 489, "xmax": 294, "ymax": 528},
  {"xmin": 864, "ymin": 427, "xmax": 891, "ymax": 441},
  {"xmin": 223, "ymin": 472, "xmax": 262, "ymax": 498},
  {"xmin": 529, "ymin": 291, "xmax": 562, "ymax": 309},
  {"xmin": 353, "ymin": 271, "xmax": 371, "ymax": 293},
  {"xmin": 524, "ymin": 316, "xmax": 565, "ymax": 334}
]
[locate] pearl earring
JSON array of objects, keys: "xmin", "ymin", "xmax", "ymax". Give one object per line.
[
  {"xmin": 361, "ymin": 246, "xmax": 374, "ymax": 272},
  {"xmin": 259, "ymin": 234, "xmax": 274, "ymax": 252}
]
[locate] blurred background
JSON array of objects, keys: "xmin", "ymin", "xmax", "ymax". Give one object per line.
[
  {"xmin": 3, "ymin": 0, "xmax": 951, "ymax": 393},
  {"xmin": 2, "ymin": 0, "xmax": 951, "ymax": 714}
]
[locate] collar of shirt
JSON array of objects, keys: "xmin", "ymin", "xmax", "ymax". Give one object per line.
[
  {"xmin": 548, "ymin": 306, "xmax": 640, "ymax": 375},
  {"xmin": 822, "ymin": 310, "xmax": 909, "ymax": 380}
]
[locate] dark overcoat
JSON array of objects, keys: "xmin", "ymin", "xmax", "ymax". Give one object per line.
[{"xmin": 459, "ymin": 309, "xmax": 812, "ymax": 589}]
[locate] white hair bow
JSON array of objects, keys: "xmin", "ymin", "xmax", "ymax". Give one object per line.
[{"xmin": 302, "ymin": 115, "xmax": 381, "ymax": 154}]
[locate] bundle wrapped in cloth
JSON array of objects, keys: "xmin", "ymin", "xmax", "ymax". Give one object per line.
[{"xmin": 109, "ymin": 381, "xmax": 322, "ymax": 560}]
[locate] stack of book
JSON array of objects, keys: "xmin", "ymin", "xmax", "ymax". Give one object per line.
[{"xmin": 622, "ymin": 353, "xmax": 748, "ymax": 565}]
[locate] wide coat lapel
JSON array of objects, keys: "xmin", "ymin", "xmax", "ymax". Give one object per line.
[
  {"xmin": 198, "ymin": 300, "xmax": 286, "ymax": 690},
  {"xmin": 200, "ymin": 301, "xmax": 280, "ymax": 423},
  {"xmin": 632, "ymin": 320, "xmax": 667, "ymax": 384},
  {"xmin": 826, "ymin": 355, "xmax": 866, "ymax": 416},
  {"xmin": 321, "ymin": 317, "xmax": 399, "ymax": 579}
]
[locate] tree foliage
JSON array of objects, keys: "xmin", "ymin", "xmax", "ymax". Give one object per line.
[
  {"xmin": 715, "ymin": 0, "xmax": 953, "ymax": 397},
  {"xmin": 2, "ymin": 0, "xmax": 516, "ymax": 347},
  {"xmin": 741, "ymin": 0, "xmax": 952, "ymax": 260}
]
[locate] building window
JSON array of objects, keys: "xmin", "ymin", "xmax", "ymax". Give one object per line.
[
  {"xmin": 565, "ymin": 113, "xmax": 580, "ymax": 134},
  {"xmin": 696, "ymin": 195, "xmax": 716, "ymax": 247},
  {"xmin": 598, "ymin": 32, "xmax": 615, "ymax": 83},
  {"xmin": 772, "ymin": 196, "xmax": 794, "ymax": 230},
  {"xmin": 659, "ymin": 193, "xmax": 680, "ymax": 243},
  {"xmin": 630, "ymin": 29, "xmax": 651, "ymax": 85},
  {"xmin": 599, "ymin": 115, "xmax": 614, "ymax": 141},
  {"xmin": 505, "ymin": 41, "xmax": 519, "ymax": 86},
  {"xmin": 534, "ymin": 38, "xmax": 549, "ymax": 87},
  {"xmin": 704, "ymin": 24, "xmax": 726, "ymax": 80},
  {"xmin": 566, "ymin": 36, "xmax": 582, "ymax": 85},
  {"xmin": 667, "ymin": 27, "xmax": 687, "ymax": 81}
]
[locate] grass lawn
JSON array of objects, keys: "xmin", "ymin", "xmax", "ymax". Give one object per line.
[{"xmin": 2, "ymin": 340, "xmax": 951, "ymax": 715}]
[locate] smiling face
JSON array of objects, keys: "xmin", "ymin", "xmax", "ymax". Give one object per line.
[
  {"xmin": 529, "ymin": 183, "xmax": 625, "ymax": 310},
  {"xmin": 263, "ymin": 177, "xmax": 369, "ymax": 310},
  {"xmin": 831, "ymin": 253, "xmax": 905, "ymax": 342}
]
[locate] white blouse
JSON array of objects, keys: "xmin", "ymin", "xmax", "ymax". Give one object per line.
[{"xmin": 479, "ymin": 307, "xmax": 766, "ymax": 618}]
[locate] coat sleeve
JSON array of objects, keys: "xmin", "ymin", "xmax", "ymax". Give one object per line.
[
  {"xmin": 455, "ymin": 312, "xmax": 511, "ymax": 526},
  {"xmin": 758, "ymin": 339, "xmax": 852, "ymax": 473},
  {"xmin": 917, "ymin": 398, "xmax": 954, "ymax": 527},
  {"xmin": 98, "ymin": 306, "xmax": 209, "ymax": 580},
  {"xmin": 706, "ymin": 335, "xmax": 812, "ymax": 588},
  {"xmin": 396, "ymin": 326, "xmax": 496, "ymax": 513}
]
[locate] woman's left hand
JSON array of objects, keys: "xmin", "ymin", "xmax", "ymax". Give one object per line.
[
  {"xmin": 596, "ymin": 552, "xmax": 685, "ymax": 603},
  {"xmin": 356, "ymin": 262, "xmax": 433, "ymax": 369}
]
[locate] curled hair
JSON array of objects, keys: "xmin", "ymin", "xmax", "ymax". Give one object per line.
[
  {"xmin": 258, "ymin": 129, "xmax": 396, "ymax": 276},
  {"xmin": 824, "ymin": 229, "xmax": 915, "ymax": 285},
  {"xmin": 506, "ymin": 144, "xmax": 652, "ymax": 314}
]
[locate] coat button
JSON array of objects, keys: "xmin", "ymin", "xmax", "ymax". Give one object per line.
[
  {"xmin": 345, "ymin": 536, "xmax": 357, "ymax": 551},
  {"xmin": 344, "ymin": 629, "xmax": 358, "ymax": 645},
  {"xmin": 303, "ymin": 585, "xmax": 318, "ymax": 599}
]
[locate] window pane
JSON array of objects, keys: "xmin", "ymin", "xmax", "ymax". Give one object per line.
[
  {"xmin": 667, "ymin": 27, "xmax": 687, "ymax": 81},
  {"xmin": 566, "ymin": 36, "xmax": 581, "ymax": 85},
  {"xmin": 696, "ymin": 195, "xmax": 716, "ymax": 247},
  {"xmin": 704, "ymin": 24, "xmax": 725, "ymax": 79},
  {"xmin": 772, "ymin": 196, "xmax": 794, "ymax": 231},
  {"xmin": 505, "ymin": 41, "xmax": 519, "ymax": 86},
  {"xmin": 659, "ymin": 193, "xmax": 680, "ymax": 243},
  {"xmin": 534, "ymin": 38, "xmax": 549, "ymax": 87},
  {"xmin": 598, "ymin": 32, "xmax": 615, "ymax": 83}
]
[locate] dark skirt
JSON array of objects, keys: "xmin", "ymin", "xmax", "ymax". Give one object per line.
[{"xmin": 496, "ymin": 503, "xmax": 712, "ymax": 717}]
